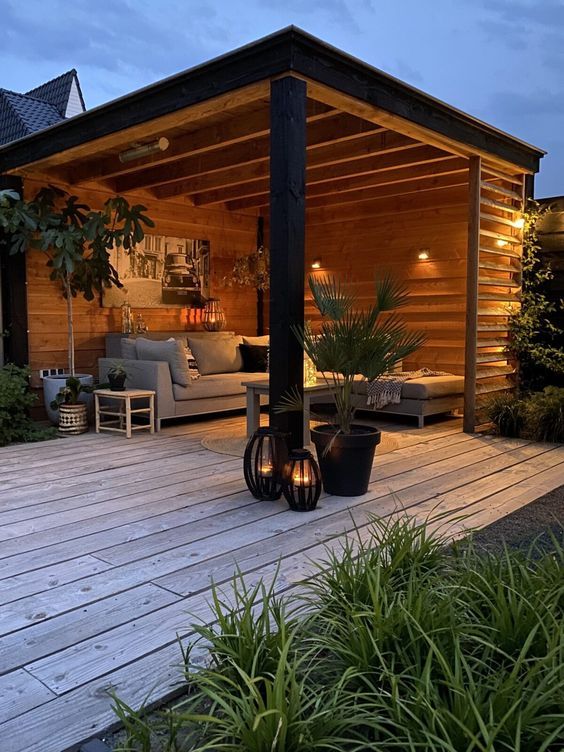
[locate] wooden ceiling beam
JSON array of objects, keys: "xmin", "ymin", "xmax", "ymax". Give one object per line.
[
  {"xmin": 63, "ymin": 101, "xmax": 338, "ymax": 185},
  {"xmin": 304, "ymin": 79, "xmax": 534, "ymax": 175},
  {"xmin": 226, "ymin": 168, "xmax": 469, "ymax": 212},
  {"xmin": 196, "ymin": 155, "xmax": 467, "ymax": 207},
  {"xmin": 154, "ymin": 136, "xmax": 434, "ymax": 200},
  {"xmin": 114, "ymin": 116, "xmax": 394, "ymax": 193},
  {"xmin": 13, "ymin": 81, "xmax": 272, "ymax": 174}
]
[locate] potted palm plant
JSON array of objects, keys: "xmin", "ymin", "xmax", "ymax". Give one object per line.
[{"xmin": 279, "ymin": 275, "xmax": 424, "ymax": 496}]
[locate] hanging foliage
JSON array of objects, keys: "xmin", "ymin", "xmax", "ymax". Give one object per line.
[
  {"xmin": 225, "ymin": 245, "xmax": 270, "ymax": 291},
  {"xmin": 509, "ymin": 199, "xmax": 564, "ymax": 390}
]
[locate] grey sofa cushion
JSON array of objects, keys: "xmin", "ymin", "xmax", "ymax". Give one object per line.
[
  {"xmin": 172, "ymin": 371, "xmax": 266, "ymax": 401},
  {"xmin": 136, "ymin": 337, "xmax": 191, "ymax": 387},
  {"xmin": 187, "ymin": 334, "xmax": 244, "ymax": 375},
  {"xmin": 120, "ymin": 339, "xmax": 138, "ymax": 360}
]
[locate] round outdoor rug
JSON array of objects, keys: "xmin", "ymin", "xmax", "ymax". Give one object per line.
[{"xmin": 202, "ymin": 430, "xmax": 400, "ymax": 457}]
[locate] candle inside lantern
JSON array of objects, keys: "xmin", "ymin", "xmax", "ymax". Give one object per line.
[
  {"xmin": 258, "ymin": 437, "xmax": 274, "ymax": 477},
  {"xmin": 293, "ymin": 464, "xmax": 311, "ymax": 486}
]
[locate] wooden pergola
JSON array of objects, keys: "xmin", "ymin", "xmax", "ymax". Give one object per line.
[{"xmin": 0, "ymin": 27, "xmax": 545, "ymax": 442}]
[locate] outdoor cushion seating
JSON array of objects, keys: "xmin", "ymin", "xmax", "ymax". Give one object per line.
[
  {"xmin": 351, "ymin": 373, "xmax": 464, "ymax": 428},
  {"xmin": 100, "ymin": 331, "xmax": 268, "ymax": 429},
  {"xmin": 101, "ymin": 332, "xmax": 463, "ymax": 429}
]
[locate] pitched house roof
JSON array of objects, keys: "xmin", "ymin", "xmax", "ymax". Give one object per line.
[{"xmin": 0, "ymin": 70, "xmax": 85, "ymax": 146}]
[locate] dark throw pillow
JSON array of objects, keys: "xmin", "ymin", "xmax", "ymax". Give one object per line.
[{"xmin": 239, "ymin": 344, "xmax": 269, "ymax": 373}]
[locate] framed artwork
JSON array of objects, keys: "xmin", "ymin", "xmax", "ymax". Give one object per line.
[{"xmin": 103, "ymin": 233, "xmax": 210, "ymax": 308}]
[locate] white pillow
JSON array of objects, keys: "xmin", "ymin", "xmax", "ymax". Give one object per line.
[{"xmin": 243, "ymin": 335, "xmax": 269, "ymax": 346}]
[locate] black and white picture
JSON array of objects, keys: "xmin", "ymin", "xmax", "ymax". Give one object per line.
[{"xmin": 103, "ymin": 233, "xmax": 210, "ymax": 308}]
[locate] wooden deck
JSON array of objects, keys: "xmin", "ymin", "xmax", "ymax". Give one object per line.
[{"xmin": 0, "ymin": 414, "xmax": 563, "ymax": 752}]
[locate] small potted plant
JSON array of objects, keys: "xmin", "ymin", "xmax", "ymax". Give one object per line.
[
  {"xmin": 277, "ymin": 275, "xmax": 424, "ymax": 496},
  {"xmin": 107, "ymin": 361, "xmax": 128, "ymax": 391},
  {"xmin": 50, "ymin": 376, "xmax": 95, "ymax": 435}
]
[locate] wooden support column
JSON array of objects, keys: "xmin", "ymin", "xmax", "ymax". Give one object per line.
[
  {"xmin": 0, "ymin": 175, "xmax": 28, "ymax": 367},
  {"xmin": 269, "ymin": 76, "xmax": 307, "ymax": 448},
  {"xmin": 463, "ymin": 156, "xmax": 481, "ymax": 433}
]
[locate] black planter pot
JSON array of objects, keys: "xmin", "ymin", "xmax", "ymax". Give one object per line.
[
  {"xmin": 311, "ymin": 424, "xmax": 381, "ymax": 497},
  {"xmin": 108, "ymin": 372, "xmax": 127, "ymax": 391}
]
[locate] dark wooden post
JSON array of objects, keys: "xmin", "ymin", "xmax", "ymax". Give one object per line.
[
  {"xmin": 269, "ymin": 76, "xmax": 307, "ymax": 448},
  {"xmin": 463, "ymin": 156, "xmax": 481, "ymax": 433},
  {"xmin": 0, "ymin": 175, "xmax": 29, "ymax": 367}
]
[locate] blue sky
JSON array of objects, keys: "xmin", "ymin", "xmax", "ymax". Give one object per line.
[{"xmin": 1, "ymin": 0, "xmax": 562, "ymax": 195}]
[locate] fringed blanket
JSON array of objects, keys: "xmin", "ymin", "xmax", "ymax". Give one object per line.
[{"xmin": 366, "ymin": 368, "xmax": 450, "ymax": 409}]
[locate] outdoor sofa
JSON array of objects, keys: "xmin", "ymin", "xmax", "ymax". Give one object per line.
[{"xmin": 100, "ymin": 332, "xmax": 464, "ymax": 430}]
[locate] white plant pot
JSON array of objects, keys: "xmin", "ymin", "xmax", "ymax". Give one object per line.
[{"xmin": 43, "ymin": 374, "xmax": 94, "ymax": 426}]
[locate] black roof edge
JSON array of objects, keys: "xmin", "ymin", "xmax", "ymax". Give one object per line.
[{"xmin": 0, "ymin": 26, "xmax": 545, "ymax": 175}]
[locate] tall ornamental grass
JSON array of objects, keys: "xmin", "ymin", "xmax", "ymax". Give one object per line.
[{"xmin": 113, "ymin": 517, "xmax": 564, "ymax": 751}]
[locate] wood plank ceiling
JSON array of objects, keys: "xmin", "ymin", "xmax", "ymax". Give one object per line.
[{"xmin": 20, "ymin": 90, "xmax": 475, "ymax": 216}]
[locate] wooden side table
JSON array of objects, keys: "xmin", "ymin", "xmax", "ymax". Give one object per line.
[{"xmin": 95, "ymin": 389, "xmax": 155, "ymax": 439}]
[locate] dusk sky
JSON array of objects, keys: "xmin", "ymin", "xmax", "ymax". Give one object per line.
[{"xmin": 1, "ymin": 0, "xmax": 562, "ymax": 195}]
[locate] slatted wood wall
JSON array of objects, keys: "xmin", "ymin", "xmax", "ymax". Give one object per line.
[
  {"xmin": 476, "ymin": 165, "xmax": 525, "ymax": 421},
  {"xmin": 465, "ymin": 162, "xmax": 526, "ymax": 430},
  {"xmin": 22, "ymin": 179, "xmax": 258, "ymax": 386}
]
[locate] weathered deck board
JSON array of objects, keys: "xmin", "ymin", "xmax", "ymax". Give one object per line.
[{"xmin": 0, "ymin": 414, "xmax": 562, "ymax": 752}]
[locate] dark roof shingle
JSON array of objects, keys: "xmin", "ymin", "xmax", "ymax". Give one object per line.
[
  {"xmin": 0, "ymin": 70, "xmax": 85, "ymax": 146},
  {"xmin": 26, "ymin": 70, "xmax": 82, "ymax": 117}
]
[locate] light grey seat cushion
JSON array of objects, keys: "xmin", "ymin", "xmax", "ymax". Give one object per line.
[
  {"xmin": 172, "ymin": 371, "xmax": 266, "ymax": 401},
  {"xmin": 136, "ymin": 337, "xmax": 191, "ymax": 387},
  {"xmin": 354, "ymin": 374, "xmax": 464, "ymax": 400},
  {"xmin": 187, "ymin": 334, "xmax": 244, "ymax": 375}
]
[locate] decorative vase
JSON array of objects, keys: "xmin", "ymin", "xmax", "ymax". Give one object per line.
[
  {"xmin": 311, "ymin": 424, "xmax": 381, "ymax": 496},
  {"xmin": 43, "ymin": 373, "xmax": 94, "ymax": 425},
  {"xmin": 108, "ymin": 372, "xmax": 127, "ymax": 391},
  {"xmin": 58, "ymin": 403, "xmax": 88, "ymax": 435}
]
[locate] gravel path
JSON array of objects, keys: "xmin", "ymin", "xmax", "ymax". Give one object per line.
[{"xmin": 470, "ymin": 484, "xmax": 564, "ymax": 556}]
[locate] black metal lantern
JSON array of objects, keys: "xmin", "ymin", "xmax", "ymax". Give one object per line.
[
  {"xmin": 283, "ymin": 449, "xmax": 322, "ymax": 512},
  {"xmin": 243, "ymin": 428, "xmax": 288, "ymax": 501}
]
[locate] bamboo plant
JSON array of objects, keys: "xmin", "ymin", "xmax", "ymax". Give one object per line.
[
  {"xmin": 0, "ymin": 186, "xmax": 153, "ymax": 375},
  {"xmin": 277, "ymin": 275, "xmax": 425, "ymax": 434}
]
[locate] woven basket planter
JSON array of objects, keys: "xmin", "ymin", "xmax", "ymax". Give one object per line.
[{"xmin": 58, "ymin": 403, "xmax": 88, "ymax": 435}]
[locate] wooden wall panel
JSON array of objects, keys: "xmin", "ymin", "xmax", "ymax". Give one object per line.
[
  {"xmin": 302, "ymin": 200, "xmax": 470, "ymax": 375},
  {"xmin": 22, "ymin": 178, "xmax": 258, "ymax": 384}
]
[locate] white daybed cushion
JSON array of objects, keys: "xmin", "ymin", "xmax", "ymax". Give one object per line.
[{"xmin": 355, "ymin": 374, "xmax": 464, "ymax": 400}]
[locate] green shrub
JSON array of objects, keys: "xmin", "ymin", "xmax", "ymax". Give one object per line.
[
  {"xmin": 486, "ymin": 390, "xmax": 527, "ymax": 437},
  {"xmin": 0, "ymin": 364, "xmax": 57, "ymax": 446},
  {"xmin": 112, "ymin": 518, "xmax": 564, "ymax": 752},
  {"xmin": 523, "ymin": 386, "xmax": 564, "ymax": 443}
]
